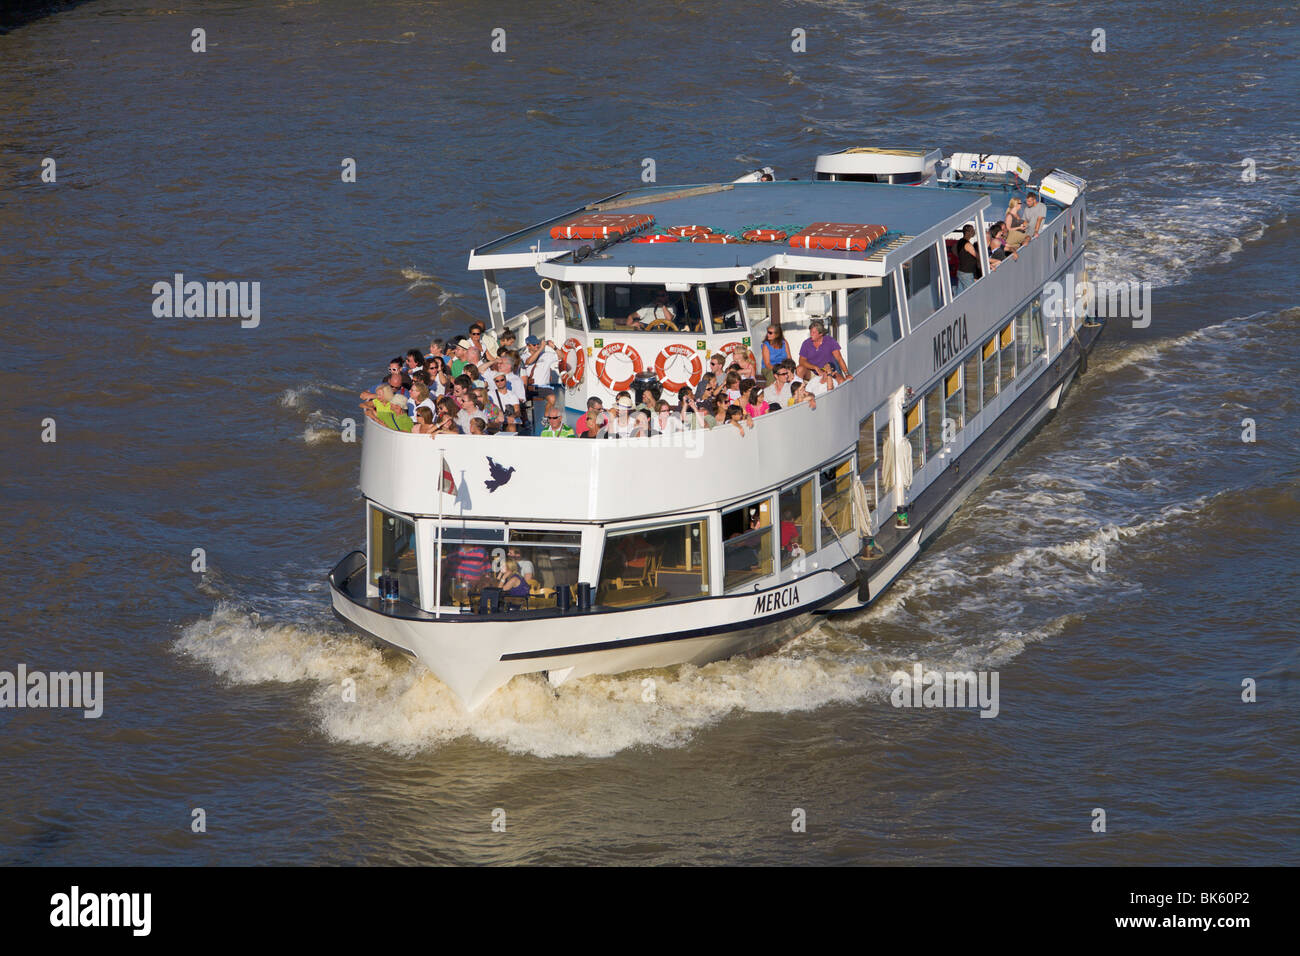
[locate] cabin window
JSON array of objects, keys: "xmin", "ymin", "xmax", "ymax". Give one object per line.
[
  {"xmin": 999, "ymin": 323, "xmax": 1016, "ymax": 390},
  {"xmin": 925, "ymin": 386, "xmax": 944, "ymax": 459},
  {"xmin": 981, "ymin": 337, "xmax": 999, "ymax": 404},
  {"xmin": 596, "ymin": 519, "xmax": 709, "ymax": 608},
  {"xmin": 589, "ymin": 284, "xmax": 705, "ymax": 334},
  {"xmin": 964, "ymin": 351, "xmax": 982, "ymax": 421},
  {"xmin": 723, "ymin": 498, "xmax": 775, "ymax": 591},
  {"xmin": 945, "ymin": 369, "xmax": 963, "ymax": 433},
  {"xmin": 1053, "ymin": 231, "xmax": 1060, "ymax": 262},
  {"xmin": 1015, "ymin": 298, "xmax": 1047, "ymax": 371},
  {"xmin": 902, "ymin": 247, "xmax": 942, "ymax": 323},
  {"xmin": 1080, "ymin": 205, "xmax": 1086, "ymax": 240},
  {"xmin": 905, "ymin": 402, "xmax": 925, "ymax": 474},
  {"xmin": 1069, "ymin": 215, "xmax": 1076, "ymax": 250},
  {"xmin": 369, "ymin": 506, "xmax": 418, "ymax": 604},
  {"xmin": 779, "ymin": 480, "xmax": 816, "ymax": 569},
  {"xmin": 475, "ymin": 528, "xmax": 583, "ymax": 610},
  {"xmin": 856, "ymin": 413, "xmax": 877, "ymax": 510},
  {"xmin": 818, "ymin": 458, "xmax": 855, "ymax": 545}
]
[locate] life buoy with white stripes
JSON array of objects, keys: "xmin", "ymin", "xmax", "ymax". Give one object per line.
[
  {"xmin": 595, "ymin": 341, "xmax": 644, "ymax": 391},
  {"xmin": 742, "ymin": 229, "xmax": 788, "ymax": 242},
  {"xmin": 560, "ymin": 337, "xmax": 585, "ymax": 388},
  {"xmin": 666, "ymin": 225, "xmax": 711, "ymax": 237},
  {"xmin": 654, "ymin": 344, "xmax": 704, "ymax": 393},
  {"xmin": 692, "ymin": 234, "xmax": 740, "ymax": 243}
]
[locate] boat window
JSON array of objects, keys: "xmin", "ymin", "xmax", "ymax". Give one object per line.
[
  {"xmin": 846, "ymin": 286, "xmax": 869, "ymax": 340},
  {"xmin": 890, "ymin": 171, "xmax": 925, "ymax": 185},
  {"xmin": 981, "ymin": 337, "xmax": 999, "ymax": 404},
  {"xmin": 556, "ymin": 282, "xmax": 589, "ymax": 330},
  {"xmin": 1070, "ymin": 215, "xmax": 1077, "ymax": 250},
  {"xmin": 905, "ymin": 402, "xmax": 925, "ymax": 474},
  {"xmin": 435, "ymin": 524, "xmax": 582, "ymax": 611},
  {"xmin": 999, "ymin": 322, "xmax": 1016, "ymax": 389},
  {"xmin": 369, "ymin": 506, "xmax": 419, "ymax": 604},
  {"xmin": 589, "ymin": 284, "xmax": 705, "ymax": 334},
  {"xmin": 945, "ymin": 369, "xmax": 963, "ymax": 434},
  {"xmin": 1053, "ymin": 231, "xmax": 1060, "ymax": 262},
  {"xmin": 964, "ymin": 350, "xmax": 982, "ymax": 421},
  {"xmin": 857, "ymin": 413, "xmax": 879, "ymax": 512},
  {"xmin": 704, "ymin": 283, "xmax": 747, "ymax": 332},
  {"xmin": 902, "ymin": 247, "xmax": 942, "ymax": 323},
  {"xmin": 596, "ymin": 519, "xmax": 709, "ymax": 608},
  {"xmin": 779, "ymin": 480, "xmax": 816, "ymax": 569},
  {"xmin": 818, "ymin": 457, "xmax": 855, "ymax": 545},
  {"xmin": 925, "ymin": 386, "xmax": 944, "ymax": 460},
  {"xmin": 723, "ymin": 498, "xmax": 774, "ymax": 591}
]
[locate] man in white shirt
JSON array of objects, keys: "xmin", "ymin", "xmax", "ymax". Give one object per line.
[
  {"xmin": 762, "ymin": 365, "xmax": 796, "ymax": 406},
  {"xmin": 521, "ymin": 336, "xmax": 562, "ymax": 435},
  {"xmin": 626, "ymin": 290, "xmax": 678, "ymax": 330}
]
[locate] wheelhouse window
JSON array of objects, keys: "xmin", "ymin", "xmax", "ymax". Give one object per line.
[
  {"xmin": 369, "ymin": 506, "xmax": 419, "ymax": 604},
  {"xmin": 597, "ymin": 518, "xmax": 709, "ymax": 608},
  {"xmin": 818, "ymin": 457, "xmax": 855, "ymax": 545},
  {"xmin": 722, "ymin": 498, "xmax": 774, "ymax": 591},
  {"xmin": 556, "ymin": 282, "xmax": 589, "ymax": 330},
  {"xmin": 704, "ymin": 283, "xmax": 747, "ymax": 332},
  {"xmin": 590, "ymin": 284, "xmax": 705, "ymax": 333},
  {"xmin": 779, "ymin": 480, "xmax": 815, "ymax": 569}
]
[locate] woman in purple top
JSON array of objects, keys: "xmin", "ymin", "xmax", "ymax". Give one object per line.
[{"xmin": 796, "ymin": 319, "xmax": 849, "ymax": 381}]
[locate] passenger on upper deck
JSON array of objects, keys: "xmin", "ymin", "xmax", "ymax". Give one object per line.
[
  {"xmin": 1021, "ymin": 192, "xmax": 1046, "ymax": 243},
  {"xmin": 762, "ymin": 324, "xmax": 790, "ymax": 378},
  {"xmin": 521, "ymin": 336, "xmax": 561, "ymax": 436},
  {"xmin": 987, "ymin": 223, "xmax": 1020, "ymax": 270},
  {"xmin": 468, "ymin": 322, "xmax": 497, "ymax": 362},
  {"xmin": 576, "ymin": 397, "xmax": 610, "ymax": 438},
  {"xmin": 762, "ymin": 362, "xmax": 795, "ymax": 405},
  {"xmin": 954, "ymin": 225, "xmax": 982, "ymax": 293},
  {"xmin": 797, "ymin": 319, "xmax": 850, "ymax": 381},
  {"xmin": 1001, "ymin": 197, "xmax": 1027, "ymax": 251},
  {"xmin": 540, "ymin": 403, "xmax": 575, "ymax": 437},
  {"xmin": 626, "ymin": 290, "xmax": 678, "ymax": 331},
  {"xmin": 787, "ymin": 379, "xmax": 817, "ymax": 411}
]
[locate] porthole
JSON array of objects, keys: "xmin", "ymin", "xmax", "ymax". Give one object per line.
[
  {"xmin": 1070, "ymin": 214, "xmax": 1077, "ymax": 250},
  {"xmin": 1053, "ymin": 231, "xmax": 1060, "ymax": 262}
]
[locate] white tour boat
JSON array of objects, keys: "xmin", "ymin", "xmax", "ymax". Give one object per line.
[{"xmin": 330, "ymin": 147, "xmax": 1104, "ymax": 709}]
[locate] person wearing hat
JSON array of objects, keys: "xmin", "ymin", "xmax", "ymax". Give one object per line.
[
  {"xmin": 449, "ymin": 339, "xmax": 471, "ymax": 378},
  {"xmin": 608, "ymin": 391, "xmax": 638, "ymax": 438},
  {"xmin": 521, "ymin": 335, "xmax": 562, "ymax": 435}
]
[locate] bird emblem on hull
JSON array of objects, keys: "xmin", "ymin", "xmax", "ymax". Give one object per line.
[{"xmin": 484, "ymin": 457, "xmax": 515, "ymax": 493}]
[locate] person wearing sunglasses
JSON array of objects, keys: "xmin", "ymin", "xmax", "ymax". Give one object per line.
[{"xmin": 539, "ymin": 397, "xmax": 575, "ymax": 438}]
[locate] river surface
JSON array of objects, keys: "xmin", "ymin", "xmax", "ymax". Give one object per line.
[{"xmin": 1, "ymin": 0, "xmax": 1297, "ymax": 865}]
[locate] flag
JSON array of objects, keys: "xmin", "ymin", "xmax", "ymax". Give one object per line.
[{"xmin": 439, "ymin": 454, "xmax": 456, "ymax": 495}]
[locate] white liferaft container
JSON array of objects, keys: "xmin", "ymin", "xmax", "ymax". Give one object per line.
[
  {"xmin": 949, "ymin": 152, "xmax": 1031, "ymax": 181},
  {"xmin": 1039, "ymin": 169, "xmax": 1088, "ymax": 206}
]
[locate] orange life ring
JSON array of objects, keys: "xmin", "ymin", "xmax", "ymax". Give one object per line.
[
  {"xmin": 560, "ymin": 337, "xmax": 585, "ymax": 388},
  {"xmin": 595, "ymin": 341, "xmax": 644, "ymax": 391},
  {"xmin": 692, "ymin": 234, "xmax": 740, "ymax": 243},
  {"xmin": 631, "ymin": 234, "xmax": 680, "ymax": 243},
  {"xmin": 654, "ymin": 344, "xmax": 704, "ymax": 393},
  {"xmin": 719, "ymin": 341, "xmax": 743, "ymax": 359},
  {"xmin": 666, "ymin": 225, "xmax": 712, "ymax": 237},
  {"xmin": 742, "ymin": 229, "xmax": 788, "ymax": 242}
]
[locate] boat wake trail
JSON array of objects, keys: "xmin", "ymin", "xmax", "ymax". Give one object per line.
[{"xmin": 174, "ymin": 591, "xmax": 1080, "ymax": 759}]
